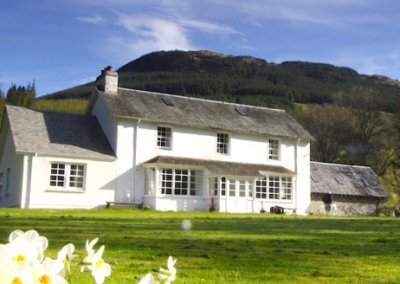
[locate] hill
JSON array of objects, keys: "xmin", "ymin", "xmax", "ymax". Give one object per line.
[{"xmin": 44, "ymin": 50, "xmax": 400, "ymax": 112}]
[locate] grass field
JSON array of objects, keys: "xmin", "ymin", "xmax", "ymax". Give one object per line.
[{"xmin": 0, "ymin": 209, "xmax": 400, "ymax": 283}]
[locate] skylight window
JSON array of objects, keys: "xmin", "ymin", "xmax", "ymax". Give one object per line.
[
  {"xmin": 235, "ymin": 106, "xmax": 247, "ymax": 116},
  {"xmin": 311, "ymin": 176, "xmax": 319, "ymax": 183},
  {"xmin": 335, "ymin": 177, "xmax": 344, "ymax": 185},
  {"xmin": 162, "ymin": 97, "xmax": 174, "ymax": 106}
]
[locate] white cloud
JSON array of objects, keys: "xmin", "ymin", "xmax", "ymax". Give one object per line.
[
  {"xmin": 77, "ymin": 15, "xmax": 106, "ymax": 24},
  {"xmin": 107, "ymin": 12, "xmax": 242, "ymax": 63},
  {"xmin": 180, "ymin": 19, "xmax": 238, "ymax": 35},
  {"xmin": 235, "ymin": 0, "xmax": 384, "ymax": 29},
  {"xmin": 116, "ymin": 14, "xmax": 193, "ymax": 51}
]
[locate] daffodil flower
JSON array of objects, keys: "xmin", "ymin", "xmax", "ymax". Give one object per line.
[
  {"xmin": 138, "ymin": 273, "xmax": 158, "ymax": 284},
  {"xmin": 57, "ymin": 243, "xmax": 75, "ymax": 277},
  {"xmin": 9, "ymin": 230, "xmax": 48, "ymax": 254},
  {"xmin": 6, "ymin": 230, "xmax": 48, "ymax": 264},
  {"xmin": 34, "ymin": 257, "xmax": 67, "ymax": 284},
  {"xmin": 0, "ymin": 262, "xmax": 34, "ymax": 284},
  {"xmin": 84, "ymin": 238, "xmax": 98, "ymax": 264},
  {"xmin": 88, "ymin": 245, "xmax": 111, "ymax": 284},
  {"xmin": 158, "ymin": 256, "xmax": 177, "ymax": 284}
]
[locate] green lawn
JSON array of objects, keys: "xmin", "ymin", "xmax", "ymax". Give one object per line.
[{"xmin": 0, "ymin": 209, "xmax": 400, "ymax": 283}]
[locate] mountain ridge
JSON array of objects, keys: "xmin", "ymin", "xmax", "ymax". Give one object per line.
[{"xmin": 45, "ymin": 50, "xmax": 400, "ymax": 112}]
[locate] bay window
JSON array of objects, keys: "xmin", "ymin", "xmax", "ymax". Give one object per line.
[
  {"xmin": 159, "ymin": 168, "xmax": 202, "ymax": 196},
  {"xmin": 255, "ymin": 176, "xmax": 293, "ymax": 201}
]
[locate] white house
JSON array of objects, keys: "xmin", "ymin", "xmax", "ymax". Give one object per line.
[{"xmin": 0, "ymin": 67, "xmax": 314, "ymax": 214}]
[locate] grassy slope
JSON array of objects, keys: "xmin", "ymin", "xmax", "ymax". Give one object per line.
[{"xmin": 0, "ymin": 209, "xmax": 399, "ymax": 283}]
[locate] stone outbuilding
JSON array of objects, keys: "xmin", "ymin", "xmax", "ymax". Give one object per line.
[{"xmin": 309, "ymin": 162, "xmax": 388, "ymax": 216}]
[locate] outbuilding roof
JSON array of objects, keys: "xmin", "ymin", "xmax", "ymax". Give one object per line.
[
  {"xmin": 96, "ymin": 88, "xmax": 313, "ymax": 141},
  {"xmin": 310, "ymin": 161, "xmax": 387, "ymax": 198},
  {"xmin": 142, "ymin": 156, "xmax": 294, "ymax": 176},
  {"xmin": 5, "ymin": 106, "xmax": 115, "ymax": 160}
]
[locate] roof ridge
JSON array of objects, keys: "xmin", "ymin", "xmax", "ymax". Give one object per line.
[
  {"xmin": 310, "ymin": 161, "xmax": 371, "ymax": 169},
  {"xmin": 117, "ymin": 87, "xmax": 286, "ymax": 112},
  {"xmin": 7, "ymin": 105, "xmax": 90, "ymax": 118}
]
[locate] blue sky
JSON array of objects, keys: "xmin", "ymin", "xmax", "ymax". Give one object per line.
[{"xmin": 1, "ymin": 0, "xmax": 400, "ymax": 97}]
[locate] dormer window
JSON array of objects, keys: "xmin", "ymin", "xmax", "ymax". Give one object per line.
[
  {"xmin": 268, "ymin": 139, "xmax": 280, "ymax": 160},
  {"xmin": 157, "ymin": 126, "xmax": 172, "ymax": 149}
]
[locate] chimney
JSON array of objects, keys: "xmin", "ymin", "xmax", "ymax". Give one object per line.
[{"xmin": 96, "ymin": 66, "xmax": 118, "ymax": 94}]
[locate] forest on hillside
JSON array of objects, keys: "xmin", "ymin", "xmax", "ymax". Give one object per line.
[{"xmin": 2, "ymin": 50, "xmax": 400, "ymax": 213}]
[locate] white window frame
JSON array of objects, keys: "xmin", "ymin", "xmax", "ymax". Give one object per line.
[
  {"xmin": 268, "ymin": 139, "xmax": 280, "ymax": 160},
  {"xmin": 217, "ymin": 133, "xmax": 229, "ymax": 154},
  {"xmin": 157, "ymin": 126, "xmax": 172, "ymax": 150},
  {"xmin": 209, "ymin": 177, "xmax": 252, "ymax": 198},
  {"xmin": 255, "ymin": 175, "xmax": 293, "ymax": 201},
  {"xmin": 159, "ymin": 168, "xmax": 202, "ymax": 196},
  {"xmin": 49, "ymin": 163, "xmax": 86, "ymax": 192}
]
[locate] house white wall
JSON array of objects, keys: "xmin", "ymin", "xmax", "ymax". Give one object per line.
[
  {"xmin": 25, "ymin": 156, "xmax": 116, "ymax": 208},
  {"xmin": 134, "ymin": 122, "xmax": 298, "ymax": 168},
  {"xmin": 0, "ymin": 125, "xmax": 24, "ymax": 207},
  {"xmin": 294, "ymin": 140, "xmax": 311, "ymax": 214},
  {"xmin": 91, "ymin": 95, "xmax": 118, "ymax": 152},
  {"xmin": 106, "ymin": 117, "xmax": 310, "ymax": 214}
]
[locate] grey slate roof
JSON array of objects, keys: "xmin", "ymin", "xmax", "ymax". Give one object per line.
[
  {"xmin": 310, "ymin": 162, "xmax": 387, "ymax": 198},
  {"xmin": 98, "ymin": 88, "xmax": 313, "ymax": 140},
  {"xmin": 143, "ymin": 156, "xmax": 294, "ymax": 176},
  {"xmin": 5, "ymin": 106, "xmax": 115, "ymax": 160}
]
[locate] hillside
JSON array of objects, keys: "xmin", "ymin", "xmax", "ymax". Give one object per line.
[{"xmin": 44, "ymin": 50, "xmax": 400, "ymax": 112}]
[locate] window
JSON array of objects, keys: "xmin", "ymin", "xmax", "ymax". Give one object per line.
[
  {"xmin": 162, "ymin": 97, "xmax": 174, "ymax": 106},
  {"xmin": 255, "ymin": 177, "xmax": 267, "ymax": 199},
  {"xmin": 248, "ymin": 182, "xmax": 253, "ymax": 198},
  {"xmin": 144, "ymin": 168, "xmax": 156, "ymax": 195},
  {"xmin": 235, "ymin": 106, "xmax": 247, "ymax": 116},
  {"xmin": 221, "ymin": 177, "xmax": 226, "ymax": 196},
  {"xmin": 255, "ymin": 176, "xmax": 292, "ymax": 201},
  {"xmin": 211, "ymin": 177, "xmax": 252, "ymax": 198},
  {"xmin": 157, "ymin": 127, "xmax": 172, "ymax": 149},
  {"xmin": 281, "ymin": 177, "xmax": 292, "ymax": 200},
  {"xmin": 159, "ymin": 168, "xmax": 202, "ymax": 196},
  {"xmin": 49, "ymin": 163, "xmax": 85, "ymax": 190},
  {"xmin": 239, "ymin": 180, "xmax": 246, "ymax": 197},
  {"xmin": 268, "ymin": 176, "xmax": 280, "ymax": 199},
  {"xmin": 229, "ymin": 179, "xmax": 236, "ymax": 197},
  {"xmin": 217, "ymin": 133, "xmax": 229, "ymax": 154},
  {"xmin": 268, "ymin": 139, "xmax": 280, "ymax": 160}
]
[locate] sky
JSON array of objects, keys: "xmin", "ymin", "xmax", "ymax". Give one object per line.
[{"xmin": 1, "ymin": 0, "xmax": 400, "ymax": 97}]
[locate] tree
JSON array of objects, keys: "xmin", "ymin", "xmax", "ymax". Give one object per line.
[
  {"xmin": 295, "ymin": 104, "xmax": 357, "ymax": 163},
  {"xmin": 6, "ymin": 81, "xmax": 36, "ymax": 107},
  {"xmin": 333, "ymin": 87, "xmax": 385, "ymax": 165}
]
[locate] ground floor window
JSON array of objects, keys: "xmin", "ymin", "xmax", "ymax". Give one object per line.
[
  {"xmin": 255, "ymin": 176, "xmax": 292, "ymax": 200},
  {"xmin": 209, "ymin": 177, "xmax": 252, "ymax": 198},
  {"xmin": 49, "ymin": 163, "xmax": 85, "ymax": 191},
  {"xmin": 159, "ymin": 168, "xmax": 202, "ymax": 196}
]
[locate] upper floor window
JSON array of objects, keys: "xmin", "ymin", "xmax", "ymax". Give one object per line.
[
  {"xmin": 157, "ymin": 127, "xmax": 172, "ymax": 149},
  {"xmin": 49, "ymin": 163, "xmax": 85, "ymax": 191},
  {"xmin": 217, "ymin": 133, "xmax": 229, "ymax": 154},
  {"xmin": 268, "ymin": 139, "xmax": 280, "ymax": 160}
]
